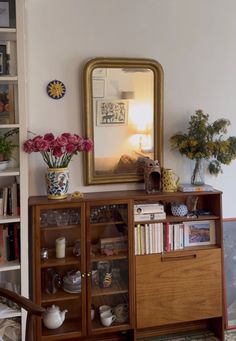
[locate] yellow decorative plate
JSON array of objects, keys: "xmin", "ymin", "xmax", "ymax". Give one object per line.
[{"xmin": 47, "ymin": 80, "xmax": 66, "ymax": 99}]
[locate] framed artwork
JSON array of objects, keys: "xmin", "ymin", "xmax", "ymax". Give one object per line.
[
  {"xmin": 0, "ymin": 0, "xmax": 16, "ymax": 28},
  {"xmin": 0, "ymin": 83, "xmax": 15, "ymax": 124},
  {"xmin": 96, "ymin": 100, "xmax": 128, "ymax": 126},
  {"xmin": 183, "ymin": 220, "xmax": 216, "ymax": 246}
]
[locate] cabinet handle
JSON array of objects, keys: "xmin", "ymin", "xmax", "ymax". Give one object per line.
[
  {"xmin": 87, "ymin": 272, "xmax": 91, "ymax": 277},
  {"xmin": 81, "ymin": 273, "xmax": 86, "ymax": 278},
  {"xmin": 161, "ymin": 254, "xmax": 197, "ymax": 262}
]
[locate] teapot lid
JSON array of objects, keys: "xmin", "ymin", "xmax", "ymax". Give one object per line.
[{"xmin": 46, "ymin": 304, "xmax": 59, "ymax": 313}]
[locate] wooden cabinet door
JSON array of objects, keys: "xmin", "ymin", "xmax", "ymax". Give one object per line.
[{"xmin": 136, "ymin": 248, "xmax": 222, "ymax": 329}]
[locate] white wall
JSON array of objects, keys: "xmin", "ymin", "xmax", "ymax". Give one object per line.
[{"xmin": 26, "ymin": 0, "xmax": 236, "ymax": 218}]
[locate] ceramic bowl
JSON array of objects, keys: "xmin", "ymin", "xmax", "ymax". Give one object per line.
[{"xmin": 0, "ymin": 161, "xmax": 9, "ymax": 171}]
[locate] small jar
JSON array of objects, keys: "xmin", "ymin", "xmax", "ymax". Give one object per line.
[
  {"xmin": 41, "ymin": 248, "xmax": 49, "ymax": 260},
  {"xmin": 55, "ymin": 237, "xmax": 66, "ymax": 259}
]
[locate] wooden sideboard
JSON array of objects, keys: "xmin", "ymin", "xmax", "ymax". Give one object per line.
[{"xmin": 29, "ymin": 190, "xmax": 224, "ymax": 341}]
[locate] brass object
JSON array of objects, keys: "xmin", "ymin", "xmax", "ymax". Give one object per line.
[{"xmin": 82, "ymin": 57, "xmax": 164, "ymax": 185}]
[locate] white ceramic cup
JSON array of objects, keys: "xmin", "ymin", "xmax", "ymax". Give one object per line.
[
  {"xmin": 100, "ymin": 311, "xmax": 116, "ymax": 327},
  {"xmin": 99, "ymin": 305, "xmax": 112, "ymax": 315},
  {"xmin": 91, "ymin": 308, "xmax": 95, "ymax": 320}
]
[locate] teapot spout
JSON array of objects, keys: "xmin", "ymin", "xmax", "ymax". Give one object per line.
[{"xmin": 60, "ymin": 309, "xmax": 68, "ymax": 323}]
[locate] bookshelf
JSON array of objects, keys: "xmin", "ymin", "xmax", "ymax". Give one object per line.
[{"xmin": 0, "ymin": 0, "xmax": 28, "ymax": 339}]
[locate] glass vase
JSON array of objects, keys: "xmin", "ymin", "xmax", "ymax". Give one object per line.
[{"xmin": 191, "ymin": 158, "xmax": 205, "ymax": 185}]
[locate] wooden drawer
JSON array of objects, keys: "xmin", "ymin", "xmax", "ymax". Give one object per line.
[{"xmin": 135, "ymin": 248, "xmax": 222, "ymax": 329}]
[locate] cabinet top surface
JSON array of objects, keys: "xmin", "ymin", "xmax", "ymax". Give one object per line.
[{"xmin": 29, "ymin": 189, "xmax": 222, "ymax": 206}]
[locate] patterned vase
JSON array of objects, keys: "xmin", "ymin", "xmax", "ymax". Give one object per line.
[{"xmin": 45, "ymin": 167, "xmax": 69, "ymax": 199}]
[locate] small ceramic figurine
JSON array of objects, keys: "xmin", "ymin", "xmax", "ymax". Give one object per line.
[
  {"xmin": 144, "ymin": 159, "xmax": 161, "ymax": 194},
  {"xmin": 43, "ymin": 304, "xmax": 67, "ymax": 329}
]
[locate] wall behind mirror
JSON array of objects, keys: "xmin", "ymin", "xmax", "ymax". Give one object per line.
[{"xmin": 83, "ymin": 58, "xmax": 163, "ymax": 185}]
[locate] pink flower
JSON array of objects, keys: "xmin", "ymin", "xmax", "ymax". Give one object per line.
[
  {"xmin": 53, "ymin": 146, "xmax": 63, "ymax": 158},
  {"xmin": 83, "ymin": 138, "xmax": 93, "ymax": 152},
  {"xmin": 66, "ymin": 143, "xmax": 76, "ymax": 153},
  {"xmin": 44, "ymin": 133, "xmax": 54, "ymax": 142},
  {"xmin": 37, "ymin": 139, "xmax": 50, "ymax": 152},
  {"xmin": 23, "ymin": 132, "xmax": 93, "ymax": 168},
  {"xmin": 23, "ymin": 140, "xmax": 34, "ymax": 153},
  {"xmin": 56, "ymin": 135, "xmax": 68, "ymax": 146}
]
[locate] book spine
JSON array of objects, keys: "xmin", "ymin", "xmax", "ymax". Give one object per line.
[
  {"xmin": 7, "ymin": 223, "xmax": 15, "ymax": 261},
  {"xmin": 134, "ymin": 212, "xmax": 166, "ymax": 222},
  {"xmin": 179, "ymin": 223, "xmax": 184, "ymax": 249},
  {"xmin": 137, "ymin": 224, "xmax": 141, "ymax": 255},
  {"xmin": 134, "ymin": 226, "xmax": 138, "ymax": 255},
  {"xmin": 145, "ymin": 224, "xmax": 149, "ymax": 254},
  {"xmin": 140, "ymin": 224, "xmax": 145, "ymax": 255},
  {"xmin": 149, "ymin": 224, "xmax": 153, "ymax": 254},
  {"xmin": 14, "ymin": 223, "xmax": 19, "ymax": 260},
  {"xmin": 134, "ymin": 204, "xmax": 164, "ymax": 214},
  {"xmin": 164, "ymin": 223, "xmax": 171, "ymax": 252}
]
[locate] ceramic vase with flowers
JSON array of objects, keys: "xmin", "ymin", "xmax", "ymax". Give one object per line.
[
  {"xmin": 23, "ymin": 132, "xmax": 93, "ymax": 199},
  {"xmin": 170, "ymin": 109, "xmax": 236, "ymax": 185}
]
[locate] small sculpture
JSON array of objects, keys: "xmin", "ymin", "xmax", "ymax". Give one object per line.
[{"xmin": 144, "ymin": 159, "xmax": 161, "ymax": 194}]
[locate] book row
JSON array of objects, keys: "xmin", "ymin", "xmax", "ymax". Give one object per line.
[
  {"xmin": 0, "ymin": 182, "xmax": 20, "ymax": 217},
  {"xmin": 0, "ymin": 223, "xmax": 20, "ymax": 262},
  {"xmin": 134, "ymin": 220, "xmax": 216, "ymax": 255}
]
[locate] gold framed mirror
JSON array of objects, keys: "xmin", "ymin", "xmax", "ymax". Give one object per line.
[{"xmin": 83, "ymin": 57, "xmax": 163, "ymax": 185}]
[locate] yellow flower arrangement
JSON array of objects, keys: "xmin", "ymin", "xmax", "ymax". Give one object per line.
[{"xmin": 170, "ymin": 109, "xmax": 236, "ymax": 178}]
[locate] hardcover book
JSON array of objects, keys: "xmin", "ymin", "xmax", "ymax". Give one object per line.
[
  {"xmin": 178, "ymin": 183, "xmax": 214, "ymax": 192},
  {"xmin": 134, "ymin": 212, "xmax": 166, "ymax": 222}
]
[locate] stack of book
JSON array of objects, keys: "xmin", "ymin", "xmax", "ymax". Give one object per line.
[{"xmin": 134, "ymin": 202, "xmax": 166, "ymax": 222}]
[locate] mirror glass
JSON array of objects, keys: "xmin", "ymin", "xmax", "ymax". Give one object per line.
[{"xmin": 83, "ymin": 58, "xmax": 163, "ymax": 185}]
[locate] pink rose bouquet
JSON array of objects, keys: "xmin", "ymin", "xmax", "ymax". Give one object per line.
[{"xmin": 23, "ymin": 132, "xmax": 93, "ymax": 168}]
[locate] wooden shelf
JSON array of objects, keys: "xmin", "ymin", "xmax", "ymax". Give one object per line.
[
  {"xmin": 134, "ymin": 214, "xmax": 220, "ymax": 224},
  {"xmin": 42, "ymin": 318, "xmax": 82, "ymax": 340},
  {"xmin": 0, "ymin": 260, "xmax": 20, "ymax": 271},
  {"xmin": 91, "ymin": 251, "xmax": 128, "ymax": 262},
  {"xmin": 41, "ymin": 290, "xmax": 81, "ymax": 303},
  {"xmin": 91, "ymin": 282, "xmax": 128, "ymax": 297},
  {"xmin": 0, "ymin": 215, "xmax": 20, "ymax": 223},
  {"xmin": 41, "ymin": 255, "xmax": 80, "ymax": 268},
  {"xmin": 40, "ymin": 224, "xmax": 81, "ymax": 231},
  {"xmin": 89, "ymin": 221, "xmax": 126, "ymax": 227}
]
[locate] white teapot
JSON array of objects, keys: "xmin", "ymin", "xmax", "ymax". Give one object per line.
[{"xmin": 43, "ymin": 304, "xmax": 68, "ymax": 329}]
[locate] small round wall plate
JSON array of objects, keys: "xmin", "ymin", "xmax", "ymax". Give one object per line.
[{"xmin": 47, "ymin": 80, "xmax": 66, "ymax": 99}]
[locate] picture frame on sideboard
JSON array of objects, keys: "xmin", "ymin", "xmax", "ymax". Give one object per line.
[{"xmin": 183, "ymin": 220, "xmax": 216, "ymax": 247}]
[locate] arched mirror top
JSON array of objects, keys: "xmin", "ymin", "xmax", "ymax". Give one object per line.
[{"xmin": 83, "ymin": 57, "xmax": 164, "ymax": 185}]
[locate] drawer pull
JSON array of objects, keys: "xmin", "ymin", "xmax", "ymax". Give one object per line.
[{"xmin": 161, "ymin": 254, "xmax": 197, "ymax": 262}]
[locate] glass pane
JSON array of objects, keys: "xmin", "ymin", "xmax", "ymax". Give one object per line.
[
  {"xmin": 40, "ymin": 206, "xmax": 82, "ymax": 337},
  {"xmin": 89, "ymin": 203, "xmax": 129, "ymax": 331}
]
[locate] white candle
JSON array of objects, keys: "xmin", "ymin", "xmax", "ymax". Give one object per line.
[{"xmin": 56, "ymin": 237, "xmax": 66, "ymax": 258}]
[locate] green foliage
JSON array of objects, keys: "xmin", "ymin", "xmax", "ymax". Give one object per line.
[
  {"xmin": 0, "ymin": 128, "xmax": 18, "ymax": 161},
  {"xmin": 170, "ymin": 109, "xmax": 236, "ymax": 175}
]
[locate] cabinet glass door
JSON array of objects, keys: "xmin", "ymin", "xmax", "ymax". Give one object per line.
[
  {"xmin": 38, "ymin": 203, "xmax": 85, "ymax": 339},
  {"xmin": 87, "ymin": 201, "xmax": 132, "ymax": 334}
]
